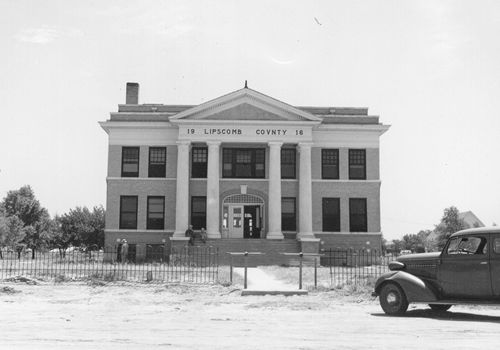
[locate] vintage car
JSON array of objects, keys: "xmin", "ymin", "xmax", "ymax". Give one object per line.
[{"xmin": 373, "ymin": 227, "xmax": 500, "ymax": 315}]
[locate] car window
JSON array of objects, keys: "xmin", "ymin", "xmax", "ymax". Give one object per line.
[
  {"xmin": 446, "ymin": 236, "xmax": 487, "ymax": 255},
  {"xmin": 446, "ymin": 237, "xmax": 460, "ymax": 254},
  {"xmin": 494, "ymin": 238, "xmax": 500, "ymax": 254}
]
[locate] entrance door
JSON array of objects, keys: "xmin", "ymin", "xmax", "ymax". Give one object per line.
[
  {"xmin": 244, "ymin": 205, "xmax": 261, "ymax": 239},
  {"xmin": 229, "ymin": 206, "xmax": 244, "ymax": 238}
]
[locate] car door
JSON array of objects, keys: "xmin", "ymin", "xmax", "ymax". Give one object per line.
[
  {"xmin": 490, "ymin": 234, "xmax": 500, "ymax": 297},
  {"xmin": 438, "ymin": 234, "xmax": 492, "ymax": 299}
]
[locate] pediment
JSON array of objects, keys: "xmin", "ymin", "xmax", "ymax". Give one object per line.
[
  {"xmin": 190, "ymin": 103, "xmax": 290, "ymax": 121},
  {"xmin": 169, "ymin": 88, "xmax": 321, "ymax": 123}
]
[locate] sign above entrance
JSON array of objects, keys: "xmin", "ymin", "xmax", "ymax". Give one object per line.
[{"xmin": 177, "ymin": 125, "xmax": 313, "ymax": 142}]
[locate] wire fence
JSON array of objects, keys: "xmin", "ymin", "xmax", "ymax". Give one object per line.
[{"xmin": 0, "ymin": 246, "xmax": 219, "ymax": 284}]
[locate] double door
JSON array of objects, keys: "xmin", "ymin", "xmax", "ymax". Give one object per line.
[{"xmin": 227, "ymin": 205, "xmax": 261, "ymax": 239}]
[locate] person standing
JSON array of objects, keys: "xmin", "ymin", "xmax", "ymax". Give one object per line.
[
  {"xmin": 200, "ymin": 227, "xmax": 207, "ymax": 244},
  {"xmin": 185, "ymin": 225, "xmax": 194, "ymax": 245},
  {"xmin": 121, "ymin": 239, "xmax": 129, "ymax": 263}
]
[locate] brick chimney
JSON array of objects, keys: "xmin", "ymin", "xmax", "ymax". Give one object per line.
[{"xmin": 126, "ymin": 82, "xmax": 139, "ymax": 104}]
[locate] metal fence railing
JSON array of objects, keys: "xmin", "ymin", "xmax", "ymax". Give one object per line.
[
  {"xmin": 0, "ymin": 246, "xmax": 219, "ymax": 284},
  {"xmin": 320, "ymin": 249, "xmax": 399, "ymax": 285}
]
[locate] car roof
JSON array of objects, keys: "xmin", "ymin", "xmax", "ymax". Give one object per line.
[{"xmin": 450, "ymin": 226, "xmax": 500, "ymax": 238}]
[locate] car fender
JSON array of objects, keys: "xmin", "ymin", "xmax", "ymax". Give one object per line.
[{"xmin": 374, "ymin": 271, "xmax": 439, "ymax": 303}]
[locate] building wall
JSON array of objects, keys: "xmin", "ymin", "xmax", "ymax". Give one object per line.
[
  {"xmin": 311, "ymin": 181, "xmax": 381, "ymax": 233},
  {"xmin": 316, "ymin": 233, "xmax": 382, "ymax": 251},
  {"xmin": 105, "ymin": 134, "xmax": 383, "ymax": 254},
  {"xmin": 310, "ymin": 147, "xmax": 379, "ymax": 180}
]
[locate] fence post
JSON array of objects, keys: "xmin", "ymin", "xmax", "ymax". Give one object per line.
[
  {"xmin": 299, "ymin": 252, "xmax": 303, "ymax": 290},
  {"xmin": 314, "ymin": 256, "xmax": 317, "ymax": 289},
  {"xmin": 230, "ymin": 255, "xmax": 233, "ymax": 284},
  {"xmin": 244, "ymin": 251, "xmax": 248, "ymax": 290}
]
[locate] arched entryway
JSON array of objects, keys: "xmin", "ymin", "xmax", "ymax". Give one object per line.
[{"xmin": 222, "ymin": 194, "xmax": 264, "ymax": 239}]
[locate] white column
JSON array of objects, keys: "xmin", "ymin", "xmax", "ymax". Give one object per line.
[
  {"xmin": 173, "ymin": 141, "xmax": 191, "ymax": 237},
  {"xmin": 267, "ymin": 142, "xmax": 284, "ymax": 239},
  {"xmin": 298, "ymin": 142, "xmax": 314, "ymax": 239},
  {"xmin": 206, "ymin": 141, "xmax": 221, "ymax": 239}
]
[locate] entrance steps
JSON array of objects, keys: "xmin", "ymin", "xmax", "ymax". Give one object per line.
[{"xmin": 198, "ymin": 238, "xmax": 301, "ymax": 266}]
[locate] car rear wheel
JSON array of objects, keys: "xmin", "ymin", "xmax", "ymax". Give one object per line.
[
  {"xmin": 379, "ymin": 283, "xmax": 408, "ymax": 315},
  {"xmin": 429, "ymin": 304, "xmax": 452, "ymax": 312}
]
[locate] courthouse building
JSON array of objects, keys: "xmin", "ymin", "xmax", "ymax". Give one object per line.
[{"xmin": 100, "ymin": 83, "xmax": 390, "ymax": 263}]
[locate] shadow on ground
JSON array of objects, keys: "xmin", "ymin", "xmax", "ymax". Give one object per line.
[{"xmin": 372, "ymin": 309, "xmax": 500, "ymax": 324}]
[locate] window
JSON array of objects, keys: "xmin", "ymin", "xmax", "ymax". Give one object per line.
[
  {"xmin": 119, "ymin": 244, "xmax": 136, "ymax": 263},
  {"xmin": 148, "ymin": 147, "xmax": 166, "ymax": 178},
  {"xmin": 223, "ymin": 148, "xmax": 265, "ymax": 178},
  {"xmin": 120, "ymin": 196, "xmax": 138, "ymax": 229},
  {"xmin": 147, "ymin": 196, "xmax": 165, "ymax": 230},
  {"xmin": 322, "ymin": 149, "xmax": 339, "ymax": 179},
  {"xmin": 494, "ymin": 238, "xmax": 500, "ymax": 254},
  {"xmin": 446, "ymin": 236, "xmax": 488, "ymax": 255},
  {"xmin": 281, "ymin": 148, "xmax": 296, "ymax": 179},
  {"xmin": 146, "ymin": 244, "xmax": 164, "ymax": 262},
  {"xmin": 282, "ymin": 198, "xmax": 296, "ymax": 231},
  {"xmin": 322, "ymin": 198, "xmax": 340, "ymax": 232},
  {"xmin": 349, "ymin": 149, "xmax": 366, "ymax": 180},
  {"xmin": 192, "ymin": 147, "xmax": 208, "ymax": 178},
  {"xmin": 191, "ymin": 196, "xmax": 206, "ymax": 230},
  {"xmin": 349, "ymin": 198, "xmax": 367, "ymax": 232},
  {"xmin": 122, "ymin": 147, "xmax": 139, "ymax": 177}
]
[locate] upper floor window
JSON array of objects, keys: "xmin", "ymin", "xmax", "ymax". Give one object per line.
[
  {"xmin": 349, "ymin": 198, "xmax": 367, "ymax": 232},
  {"xmin": 281, "ymin": 148, "xmax": 296, "ymax": 179},
  {"xmin": 322, "ymin": 149, "xmax": 339, "ymax": 179},
  {"xmin": 122, "ymin": 147, "xmax": 139, "ymax": 177},
  {"xmin": 322, "ymin": 198, "xmax": 340, "ymax": 232},
  {"xmin": 192, "ymin": 147, "xmax": 208, "ymax": 178},
  {"xmin": 223, "ymin": 148, "xmax": 265, "ymax": 178},
  {"xmin": 149, "ymin": 147, "xmax": 166, "ymax": 178},
  {"xmin": 281, "ymin": 197, "xmax": 296, "ymax": 231},
  {"xmin": 349, "ymin": 149, "xmax": 366, "ymax": 180},
  {"xmin": 120, "ymin": 196, "xmax": 138, "ymax": 229},
  {"xmin": 147, "ymin": 196, "xmax": 165, "ymax": 230}
]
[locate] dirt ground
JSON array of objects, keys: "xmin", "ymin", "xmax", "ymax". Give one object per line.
[{"xmin": 1, "ymin": 281, "xmax": 500, "ymax": 350}]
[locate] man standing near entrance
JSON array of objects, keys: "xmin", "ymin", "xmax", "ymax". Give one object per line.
[{"xmin": 185, "ymin": 225, "xmax": 194, "ymax": 245}]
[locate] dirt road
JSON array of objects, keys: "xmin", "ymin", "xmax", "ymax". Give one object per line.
[{"xmin": 1, "ymin": 282, "xmax": 499, "ymax": 349}]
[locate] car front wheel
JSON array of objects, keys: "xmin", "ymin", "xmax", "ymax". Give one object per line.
[
  {"xmin": 429, "ymin": 304, "xmax": 452, "ymax": 312},
  {"xmin": 379, "ymin": 283, "xmax": 409, "ymax": 315}
]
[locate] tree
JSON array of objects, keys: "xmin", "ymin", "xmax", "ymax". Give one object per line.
[
  {"xmin": 1, "ymin": 186, "xmax": 52, "ymax": 258},
  {"xmin": 56, "ymin": 206, "xmax": 105, "ymax": 250},
  {"xmin": 3, "ymin": 186, "xmax": 46, "ymax": 227},
  {"xmin": 0, "ymin": 214, "xmax": 26, "ymax": 258},
  {"xmin": 22, "ymin": 213, "xmax": 57, "ymax": 259},
  {"xmin": 434, "ymin": 206, "xmax": 466, "ymax": 250}
]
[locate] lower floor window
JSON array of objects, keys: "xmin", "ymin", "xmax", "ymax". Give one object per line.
[
  {"xmin": 322, "ymin": 198, "xmax": 340, "ymax": 232},
  {"xmin": 146, "ymin": 244, "xmax": 165, "ymax": 262},
  {"xmin": 120, "ymin": 196, "xmax": 138, "ymax": 229},
  {"xmin": 191, "ymin": 196, "xmax": 206, "ymax": 230},
  {"xmin": 147, "ymin": 196, "xmax": 165, "ymax": 230},
  {"xmin": 281, "ymin": 198, "xmax": 296, "ymax": 231},
  {"xmin": 349, "ymin": 198, "xmax": 367, "ymax": 232},
  {"xmin": 117, "ymin": 243, "xmax": 136, "ymax": 263}
]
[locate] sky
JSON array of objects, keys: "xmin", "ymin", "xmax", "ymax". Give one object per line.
[{"xmin": 1, "ymin": 0, "xmax": 499, "ymax": 240}]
